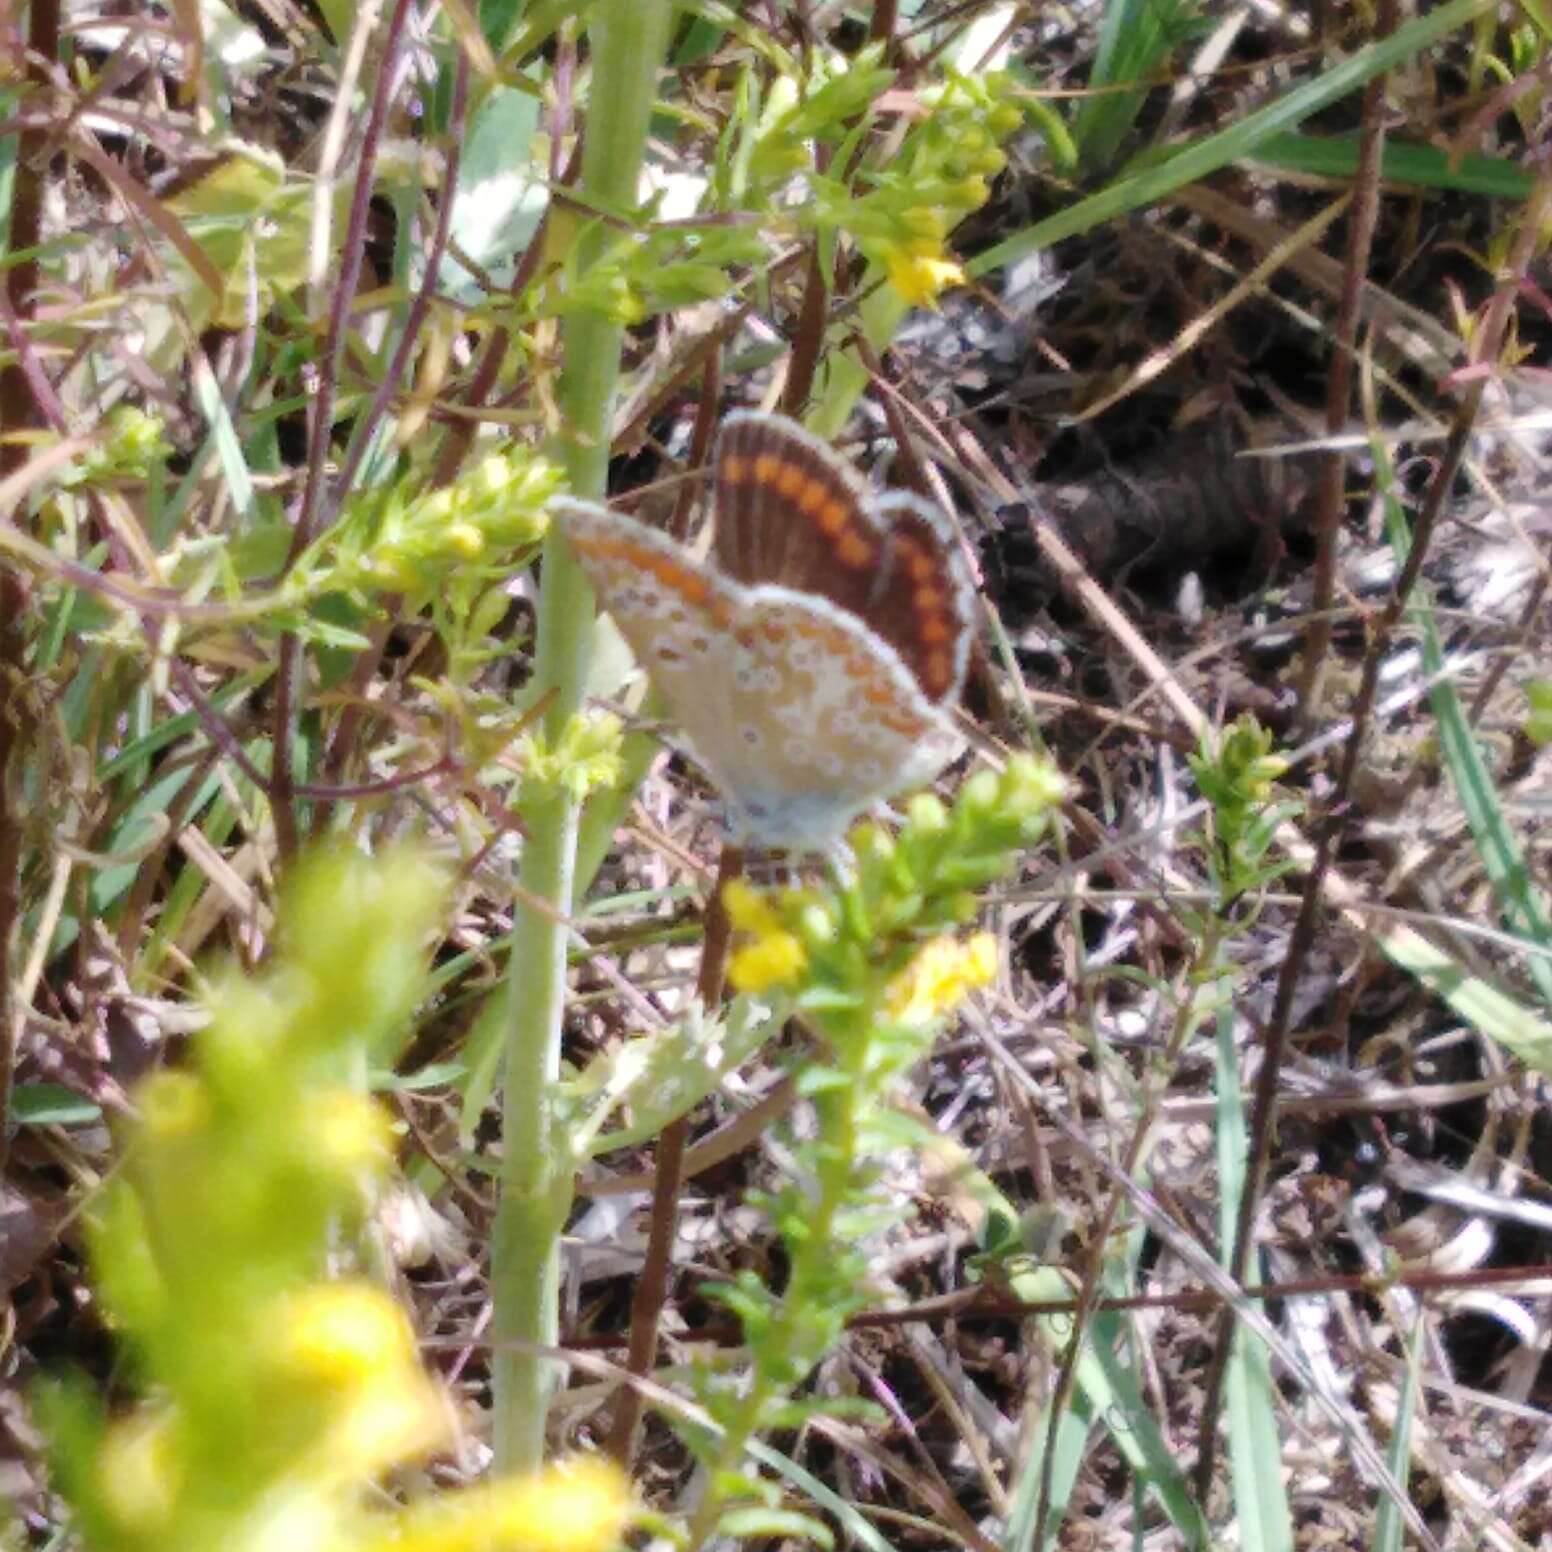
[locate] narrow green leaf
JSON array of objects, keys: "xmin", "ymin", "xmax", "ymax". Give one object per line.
[
  {"xmin": 1216, "ymin": 999, "xmax": 1294, "ymax": 1552},
  {"xmin": 11, "ymin": 1084, "xmax": 102, "ymax": 1126},
  {"xmin": 969, "ymin": 0, "xmax": 1496, "ymax": 277},
  {"xmin": 1251, "ymin": 131, "xmax": 1534, "ymax": 199}
]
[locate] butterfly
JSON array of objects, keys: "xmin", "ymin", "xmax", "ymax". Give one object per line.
[{"xmin": 552, "ymin": 412, "xmax": 975, "ymax": 852}]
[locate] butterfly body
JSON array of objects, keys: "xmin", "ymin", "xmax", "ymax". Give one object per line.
[{"xmin": 555, "ymin": 413, "xmax": 975, "ymax": 852}]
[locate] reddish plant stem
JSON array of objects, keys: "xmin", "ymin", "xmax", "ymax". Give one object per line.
[
  {"xmin": 868, "ymin": 0, "xmax": 898, "ymax": 47},
  {"xmin": 668, "ymin": 351, "xmax": 722, "ymax": 543},
  {"xmin": 605, "ymin": 845, "xmax": 744, "ymax": 1467},
  {"xmin": 311, "ymin": 54, "xmax": 471, "ymax": 833},
  {"xmin": 1294, "ymin": 0, "xmax": 1394, "ymax": 720},
  {"xmin": 0, "ymin": 0, "xmax": 60, "ymax": 1166},
  {"xmin": 428, "ymin": 61, "xmax": 580, "ymax": 490},
  {"xmin": 782, "ymin": 242, "xmax": 829, "ymax": 419},
  {"xmin": 334, "ymin": 51, "xmax": 472, "ymax": 500},
  {"xmin": 1193, "ymin": 151, "xmax": 1552, "ymax": 1505},
  {"xmin": 272, "ymin": 0, "xmax": 415, "ymax": 861}
]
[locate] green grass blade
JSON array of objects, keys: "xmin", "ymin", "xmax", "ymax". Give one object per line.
[
  {"xmin": 1216, "ymin": 997, "xmax": 1294, "ymax": 1552},
  {"xmin": 1073, "ymin": 0, "xmax": 1200, "ymax": 173},
  {"xmin": 1251, "ymin": 131, "xmax": 1534, "ymax": 198},
  {"xmin": 1372, "ymin": 1311, "xmax": 1423, "ymax": 1552},
  {"xmin": 969, "ymin": 0, "xmax": 1496, "ymax": 277},
  {"xmin": 1372, "ymin": 439, "xmax": 1552, "ymax": 1012}
]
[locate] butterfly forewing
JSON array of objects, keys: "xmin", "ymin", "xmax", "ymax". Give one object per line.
[
  {"xmin": 713, "ymin": 413, "xmax": 974, "ymax": 706},
  {"xmin": 714, "ymin": 412, "xmax": 877, "ymax": 604}
]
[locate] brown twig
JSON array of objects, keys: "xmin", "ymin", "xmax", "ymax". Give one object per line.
[
  {"xmin": 1294, "ymin": 0, "xmax": 1394, "ymax": 720},
  {"xmin": 563, "ymin": 1257, "xmax": 1552, "ymax": 1349}
]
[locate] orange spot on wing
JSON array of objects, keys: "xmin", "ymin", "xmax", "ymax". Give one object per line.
[
  {"xmin": 773, "ymin": 461, "xmax": 806, "ymax": 498},
  {"xmin": 838, "ymin": 532, "xmax": 873, "ymax": 568},
  {"xmin": 815, "ymin": 499, "xmax": 848, "ymax": 535},
  {"xmin": 797, "ymin": 481, "xmax": 830, "ymax": 516},
  {"xmin": 722, "ymin": 453, "xmax": 750, "ymax": 485},
  {"xmin": 650, "ymin": 556, "xmax": 709, "ymax": 605},
  {"xmin": 919, "ymin": 617, "xmax": 950, "ymax": 644},
  {"xmin": 753, "ymin": 453, "xmax": 781, "ymax": 484}
]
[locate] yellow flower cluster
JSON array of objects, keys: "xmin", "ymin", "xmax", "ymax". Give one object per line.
[
  {"xmin": 885, "ymin": 932, "xmax": 997, "ymax": 1024},
  {"xmin": 724, "ymin": 879, "xmax": 809, "ymax": 994},
  {"xmin": 884, "ymin": 244, "xmax": 968, "ymax": 309}
]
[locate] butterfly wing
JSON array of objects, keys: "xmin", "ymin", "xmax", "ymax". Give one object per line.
[
  {"xmin": 557, "ymin": 498, "xmax": 961, "ymax": 850},
  {"xmin": 714, "ymin": 413, "xmax": 975, "ymax": 706},
  {"xmin": 724, "ymin": 585, "xmax": 964, "ymax": 847},
  {"xmin": 713, "ymin": 411, "xmax": 876, "ymax": 601},
  {"xmin": 556, "ymin": 496, "xmax": 751, "ymax": 749}
]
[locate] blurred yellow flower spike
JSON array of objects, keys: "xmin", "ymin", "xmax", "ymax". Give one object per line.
[
  {"xmin": 369, "ymin": 1457, "xmax": 632, "ymax": 1552},
  {"xmin": 271, "ymin": 1282, "xmax": 449, "ymax": 1479}
]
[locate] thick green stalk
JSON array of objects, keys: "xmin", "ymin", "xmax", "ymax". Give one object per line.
[{"xmin": 490, "ymin": 0, "xmax": 675, "ymax": 1473}]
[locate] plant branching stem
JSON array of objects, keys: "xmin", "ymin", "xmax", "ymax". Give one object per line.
[
  {"xmin": 1193, "ymin": 148, "xmax": 1552, "ymax": 1506},
  {"xmin": 489, "ymin": 0, "xmax": 675, "ymax": 1474}
]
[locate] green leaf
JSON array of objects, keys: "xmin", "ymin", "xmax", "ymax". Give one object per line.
[
  {"xmin": 1216, "ymin": 998, "xmax": 1294, "ymax": 1552},
  {"xmin": 11, "ymin": 1084, "xmax": 102, "ymax": 1126},
  {"xmin": 719, "ymin": 1507, "xmax": 835, "ymax": 1547},
  {"xmin": 1526, "ymin": 681, "xmax": 1552, "ymax": 745},
  {"xmin": 1074, "ymin": 0, "xmax": 1202, "ymax": 173},
  {"xmin": 438, "ymin": 83, "xmax": 547, "ymax": 305},
  {"xmin": 1251, "ymin": 131, "xmax": 1534, "ymax": 198}
]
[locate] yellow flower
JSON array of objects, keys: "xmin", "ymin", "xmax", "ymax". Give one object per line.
[
  {"xmin": 724, "ymin": 880, "xmax": 808, "ymax": 994},
  {"xmin": 273, "ymin": 1282, "xmax": 448, "ymax": 1476},
  {"xmin": 138, "ymin": 1070, "xmax": 212, "ymax": 1140},
  {"xmin": 306, "ymin": 1089, "xmax": 395, "ymax": 1176},
  {"xmin": 97, "ymin": 1410, "xmax": 179, "ymax": 1533},
  {"xmin": 728, "ymin": 931, "xmax": 808, "ymax": 994},
  {"xmin": 372, "ymin": 1457, "xmax": 631, "ymax": 1552},
  {"xmin": 886, "ymin": 932, "xmax": 997, "ymax": 1024},
  {"xmin": 884, "ymin": 244, "xmax": 966, "ymax": 309},
  {"xmin": 443, "ymin": 521, "xmax": 485, "ymax": 560}
]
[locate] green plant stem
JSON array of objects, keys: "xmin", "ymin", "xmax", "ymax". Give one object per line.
[
  {"xmin": 489, "ymin": 0, "xmax": 674, "ymax": 1474},
  {"xmin": 685, "ymin": 1011, "xmax": 867, "ymax": 1551},
  {"xmin": 807, "ymin": 280, "xmax": 906, "ymax": 441}
]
